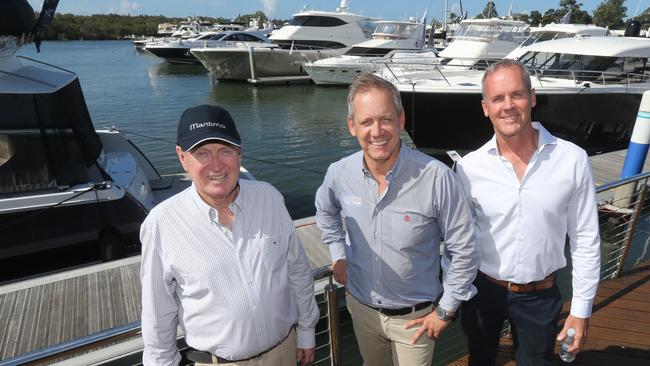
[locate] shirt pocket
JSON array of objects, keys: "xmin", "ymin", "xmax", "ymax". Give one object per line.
[
  {"xmin": 390, "ymin": 212, "xmax": 427, "ymax": 248},
  {"xmin": 259, "ymin": 234, "xmax": 285, "ymax": 270}
]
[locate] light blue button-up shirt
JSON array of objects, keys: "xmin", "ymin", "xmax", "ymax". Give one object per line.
[{"xmin": 315, "ymin": 143, "xmax": 479, "ymax": 311}]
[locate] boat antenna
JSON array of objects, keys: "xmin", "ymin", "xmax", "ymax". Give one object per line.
[{"xmin": 631, "ymin": 0, "xmax": 643, "ymax": 20}]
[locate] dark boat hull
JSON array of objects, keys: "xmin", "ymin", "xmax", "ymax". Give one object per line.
[
  {"xmin": 145, "ymin": 46, "xmax": 200, "ymax": 64},
  {"xmin": 400, "ymin": 90, "xmax": 640, "ymax": 155}
]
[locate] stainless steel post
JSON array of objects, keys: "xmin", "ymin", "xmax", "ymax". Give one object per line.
[
  {"xmin": 325, "ymin": 283, "xmax": 340, "ymax": 366},
  {"xmin": 616, "ymin": 177, "xmax": 648, "ymax": 277}
]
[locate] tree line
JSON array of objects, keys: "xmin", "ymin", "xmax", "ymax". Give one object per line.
[
  {"xmin": 39, "ymin": 12, "xmax": 282, "ymax": 40},
  {"xmin": 35, "ymin": 0, "xmax": 644, "ymax": 41}
]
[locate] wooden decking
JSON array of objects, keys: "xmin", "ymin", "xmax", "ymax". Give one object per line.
[{"xmin": 451, "ymin": 262, "xmax": 650, "ymax": 366}]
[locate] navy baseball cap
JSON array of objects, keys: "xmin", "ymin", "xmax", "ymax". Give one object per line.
[{"xmin": 177, "ymin": 104, "xmax": 241, "ymax": 151}]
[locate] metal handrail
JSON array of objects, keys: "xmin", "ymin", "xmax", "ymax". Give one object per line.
[{"xmin": 0, "ymin": 266, "xmax": 337, "ymax": 366}]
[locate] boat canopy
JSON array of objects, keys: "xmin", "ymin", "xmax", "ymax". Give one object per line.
[
  {"xmin": 372, "ymin": 21, "xmax": 424, "ymax": 40},
  {"xmin": 0, "ymin": 67, "xmax": 102, "ymax": 194},
  {"xmin": 521, "ymin": 36, "xmax": 650, "ymax": 58},
  {"xmin": 454, "ymin": 18, "xmax": 528, "ymax": 42}
]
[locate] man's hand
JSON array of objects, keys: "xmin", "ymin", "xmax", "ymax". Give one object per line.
[
  {"xmin": 557, "ymin": 315, "xmax": 589, "ymax": 353},
  {"xmin": 404, "ymin": 311, "xmax": 452, "ymax": 344},
  {"xmin": 332, "ymin": 259, "xmax": 348, "ymax": 286},
  {"xmin": 296, "ymin": 347, "xmax": 315, "ymax": 366}
]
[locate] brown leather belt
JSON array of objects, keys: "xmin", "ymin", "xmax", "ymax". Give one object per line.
[{"xmin": 479, "ymin": 271, "xmax": 556, "ymax": 293}]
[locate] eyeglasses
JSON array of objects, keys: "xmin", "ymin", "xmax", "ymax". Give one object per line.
[{"xmin": 189, "ymin": 146, "xmax": 240, "ymax": 164}]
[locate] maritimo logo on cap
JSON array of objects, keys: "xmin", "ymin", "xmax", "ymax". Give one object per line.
[{"xmin": 188, "ymin": 121, "xmax": 227, "ymax": 131}]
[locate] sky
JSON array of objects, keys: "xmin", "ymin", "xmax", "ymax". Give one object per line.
[{"xmin": 26, "ymin": 1, "xmax": 646, "ymax": 21}]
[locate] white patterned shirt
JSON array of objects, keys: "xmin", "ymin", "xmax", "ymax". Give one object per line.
[
  {"xmin": 140, "ymin": 179, "xmax": 319, "ymax": 365},
  {"xmin": 456, "ymin": 122, "xmax": 601, "ymax": 318}
]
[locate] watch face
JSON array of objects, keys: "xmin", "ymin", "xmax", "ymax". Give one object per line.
[{"xmin": 435, "ymin": 306, "xmax": 451, "ymax": 321}]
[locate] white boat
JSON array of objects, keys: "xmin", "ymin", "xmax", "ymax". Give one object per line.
[
  {"xmin": 190, "ymin": 0, "xmax": 376, "ymax": 80},
  {"xmin": 437, "ymin": 17, "xmax": 528, "ymax": 66},
  {"xmin": 373, "ymin": 17, "xmax": 528, "ymax": 83},
  {"xmin": 144, "ymin": 31, "xmax": 270, "ymax": 64},
  {"xmin": 388, "ymin": 35, "xmax": 650, "ymax": 156},
  {"xmin": 303, "ymin": 18, "xmax": 429, "ymax": 85},
  {"xmin": 505, "ymin": 22, "xmax": 608, "ymax": 60}
]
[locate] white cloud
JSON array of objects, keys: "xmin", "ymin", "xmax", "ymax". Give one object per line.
[
  {"xmin": 260, "ymin": 0, "xmax": 277, "ymax": 17},
  {"xmin": 108, "ymin": 0, "xmax": 141, "ymax": 15}
]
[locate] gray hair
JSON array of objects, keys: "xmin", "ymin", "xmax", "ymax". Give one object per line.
[
  {"xmin": 481, "ymin": 59, "xmax": 532, "ymax": 99},
  {"xmin": 347, "ymin": 73, "xmax": 404, "ymax": 119}
]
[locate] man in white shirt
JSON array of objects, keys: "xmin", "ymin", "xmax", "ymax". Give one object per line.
[
  {"xmin": 140, "ymin": 104, "xmax": 319, "ymax": 366},
  {"xmin": 456, "ymin": 59, "xmax": 601, "ymax": 365}
]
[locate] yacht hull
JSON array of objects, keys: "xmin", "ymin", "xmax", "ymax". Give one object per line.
[
  {"xmin": 145, "ymin": 46, "xmax": 199, "ymax": 64},
  {"xmin": 400, "ymin": 90, "xmax": 640, "ymax": 155},
  {"xmin": 304, "ymin": 62, "xmax": 370, "ymax": 85},
  {"xmin": 192, "ymin": 47, "xmax": 335, "ymax": 80}
]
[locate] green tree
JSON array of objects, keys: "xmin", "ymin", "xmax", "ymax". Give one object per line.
[
  {"xmin": 541, "ymin": 8, "xmax": 559, "ymax": 25},
  {"xmin": 557, "ymin": 0, "xmax": 593, "ymax": 24},
  {"xmin": 593, "ymin": 0, "xmax": 627, "ymax": 29},
  {"xmin": 448, "ymin": 12, "xmax": 460, "ymax": 23},
  {"xmin": 529, "ymin": 10, "xmax": 543, "ymax": 26},
  {"xmin": 477, "ymin": 1, "xmax": 498, "ymax": 19}
]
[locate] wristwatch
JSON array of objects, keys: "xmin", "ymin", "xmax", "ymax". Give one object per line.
[{"xmin": 435, "ymin": 306, "xmax": 456, "ymax": 321}]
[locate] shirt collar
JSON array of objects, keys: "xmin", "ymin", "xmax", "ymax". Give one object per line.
[
  {"xmin": 486, "ymin": 122, "xmax": 557, "ymax": 156},
  {"xmin": 359, "ymin": 141, "xmax": 407, "ymax": 179},
  {"xmin": 190, "ymin": 181, "xmax": 243, "ymax": 224}
]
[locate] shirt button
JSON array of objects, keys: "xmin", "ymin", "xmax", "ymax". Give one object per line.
[{"xmin": 375, "ymin": 256, "xmax": 379, "ymax": 261}]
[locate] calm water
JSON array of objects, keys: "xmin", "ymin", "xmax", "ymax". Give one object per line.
[{"xmin": 18, "ymin": 40, "xmax": 363, "ymax": 218}]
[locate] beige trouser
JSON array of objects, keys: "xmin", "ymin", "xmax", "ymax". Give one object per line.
[
  {"xmin": 346, "ymin": 293, "xmax": 435, "ymax": 366},
  {"xmin": 195, "ymin": 328, "xmax": 296, "ymax": 366}
]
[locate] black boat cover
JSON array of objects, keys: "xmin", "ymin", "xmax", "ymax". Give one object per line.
[
  {"xmin": 0, "ymin": 79, "xmax": 103, "ymax": 194},
  {"xmin": 0, "ymin": 0, "xmax": 36, "ymax": 36}
]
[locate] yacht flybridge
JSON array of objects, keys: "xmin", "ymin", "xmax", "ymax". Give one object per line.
[
  {"xmin": 389, "ymin": 35, "xmax": 650, "ymax": 155},
  {"xmin": 304, "ymin": 18, "xmax": 429, "ymax": 85},
  {"xmin": 190, "ymin": 0, "xmax": 376, "ymax": 80}
]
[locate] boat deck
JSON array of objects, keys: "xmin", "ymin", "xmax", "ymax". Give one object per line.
[
  {"xmin": 1, "ymin": 148, "xmax": 649, "ymax": 361},
  {"xmin": 450, "ymin": 261, "xmax": 650, "ymax": 366}
]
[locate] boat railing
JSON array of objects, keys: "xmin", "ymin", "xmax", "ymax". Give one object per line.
[
  {"xmin": 372, "ymin": 56, "xmax": 499, "ymax": 85},
  {"xmin": 2, "ymin": 173, "xmax": 650, "ymax": 366},
  {"xmin": 529, "ymin": 67, "xmax": 650, "ymax": 88}
]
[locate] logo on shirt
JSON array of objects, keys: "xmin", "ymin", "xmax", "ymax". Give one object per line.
[{"xmin": 403, "ymin": 214, "xmax": 411, "ymax": 222}]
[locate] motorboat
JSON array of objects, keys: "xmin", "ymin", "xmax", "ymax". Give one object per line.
[
  {"xmin": 373, "ymin": 18, "xmax": 528, "ymax": 83},
  {"xmin": 0, "ymin": 1, "xmax": 254, "ymax": 263},
  {"xmin": 437, "ymin": 18, "xmax": 528, "ymax": 66},
  {"xmin": 303, "ymin": 18, "xmax": 429, "ymax": 85},
  {"xmin": 171, "ymin": 18, "xmax": 213, "ymax": 39},
  {"xmin": 505, "ymin": 22, "xmax": 608, "ymax": 60},
  {"xmin": 145, "ymin": 31, "xmax": 270, "ymax": 64},
  {"xmin": 190, "ymin": 0, "xmax": 376, "ymax": 80},
  {"xmin": 390, "ymin": 35, "xmax": 650, "ymax": 156}
]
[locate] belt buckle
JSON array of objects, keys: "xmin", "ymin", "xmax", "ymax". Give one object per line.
[{"xmin": 507, "ymin": 281, "xmax": 513, "ymax": 292}]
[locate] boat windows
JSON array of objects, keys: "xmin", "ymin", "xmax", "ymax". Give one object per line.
[
  {"xmin": 345, "ymin": 47, "xmax": 393, "ymax": 56},
  {"xmin": 274, "ymin": 40, "xmax": 347, "ymax": 49},
  {"xmin": 288, "ymin": 16, "xmax": 347, "ymax": 27},
  {"xmin": 454, "ymin": 22, "xmax": 527, "ymax": 43},
  {"xmin": 373, "ymin": 23, "xmax": 423, "ymax": 40},
  {"xmin": 358, "ymin": 19, "xmax": 377, "ymax": 38}
]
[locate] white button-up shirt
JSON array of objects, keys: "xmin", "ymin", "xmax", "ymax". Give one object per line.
[
  {"xmin": 456, "ymin": 123, "xmax": 600, "ymax": 318},
  {"xmin": 140, "ymin": 180, "xmax": 319, "ymax": 365}
]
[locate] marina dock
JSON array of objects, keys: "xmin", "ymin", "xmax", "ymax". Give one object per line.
[
  {"xmin": 451, "ymin": 261, "xmax": 650, "ymax": 366},
  {"xmin": 1, "ymin": 148, "xmax": 650, "ymax": 364}
]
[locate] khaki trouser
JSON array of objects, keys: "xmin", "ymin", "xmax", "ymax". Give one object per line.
[
  {"xmin": 346, "ymin": 293, "xmax": 435, "ymax": 366},
  {"xmin": 195, "ymin": 328, "xmax": 296, "ymax": 366}
]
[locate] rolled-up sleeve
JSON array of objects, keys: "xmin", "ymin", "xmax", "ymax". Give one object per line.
[
  {"xmin": 315, "ymin": 165, "xmax": 347, "ymax": 262},
  {"xmin": 567, "ymin": 154, "xmax": 601, "ymax": 318},
  {"xmin": 434, "ymin": 168, "xmax": 480, "ymax": 312},
  {"xmin": 140, "ymin": 220, "xmax": 181, "ymax": 366}
]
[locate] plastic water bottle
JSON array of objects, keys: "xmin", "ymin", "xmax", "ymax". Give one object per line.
[{"xmin": 559, "ymin": 328, "xmax": 576, "ymax": 363}]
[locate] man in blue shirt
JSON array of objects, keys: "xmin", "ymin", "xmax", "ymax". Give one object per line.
[{"xmin": 315, "ymin": 74, "xmax": 479, "ymax": 366}]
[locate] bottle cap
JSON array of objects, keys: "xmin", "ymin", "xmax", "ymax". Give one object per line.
[{"xmin": 567, "ymin": 328, "xmax": 576, "ymax": 337}]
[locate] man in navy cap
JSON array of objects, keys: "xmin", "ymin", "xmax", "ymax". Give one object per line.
[{"xmin": 140, "ymin": 104, "xmax": 319, "ymax": 366}]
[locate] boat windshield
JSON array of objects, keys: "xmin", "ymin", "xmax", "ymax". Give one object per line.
[
  {"xmin": 373, "ymin": 22, "xmax": 422, "ymax": 40},
  {"xmin": 520, "ymin": 31, "xmax": 569, "ymax": 47},
  {"xmin": 519, "ymin": 51, "xmax": 649, "ymax": 82},
  {"xmin": 454, "ymin": 22, "xmax": 527, "ymax": 43}
]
